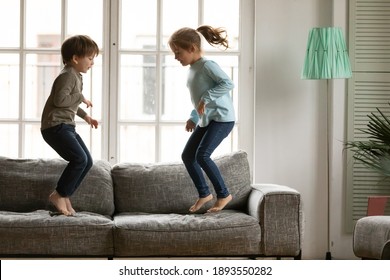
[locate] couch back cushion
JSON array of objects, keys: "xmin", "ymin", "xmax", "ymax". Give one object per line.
[
  {"xmin": 0, "ymin": 157, "xmax": 115, "ymax": 216},
  {"xmin": 112, "ymin": 150, "xmax": 252, "ymax": 214}
]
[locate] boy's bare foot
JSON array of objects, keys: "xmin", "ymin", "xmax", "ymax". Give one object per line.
[
  {"xmin": 207, "ymin": 194, "xmax": 233, "ymax": 213},
  {"xmin": 189, "ymin": 194, "xmax": 213, "ymax": 213},
  {"xmin": 65, "ymin": 198, "xmax": 76, "ymax": 215},
  {"xmin": 49, "ymin": 191, "xmax": 71, "ymax": 216}
]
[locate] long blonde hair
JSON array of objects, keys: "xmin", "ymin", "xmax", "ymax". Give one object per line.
[{"xmin": 169, "ymin": 25, "xmax": 229, "ymax": 51}]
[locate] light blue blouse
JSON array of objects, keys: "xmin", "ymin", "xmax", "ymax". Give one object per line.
[{"xmin": 187, "ymin": 57, "xmax": 235, "ymax": 127}]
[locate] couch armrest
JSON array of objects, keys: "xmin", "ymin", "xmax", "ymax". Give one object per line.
[
  {"xmin": 247, "ymin": 183, "xmax": 303, "ymax": 257},
  {"xmin": 353, "ymin": 216, "xmax": 390, "ymax": 259},
  {"xmin": 381, "ymin": 240, "xmax": 390, "ymax": 260}
]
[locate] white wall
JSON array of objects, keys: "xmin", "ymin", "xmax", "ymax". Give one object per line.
[{"xmin": 254, "ymin": 0, "xmax": 354, "ymax": 259}]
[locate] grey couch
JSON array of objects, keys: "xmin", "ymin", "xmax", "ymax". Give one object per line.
[
  {"xmin": 353, "ymin": 216, "xmax": 390, "ymax": 259},
  {"xmin": 0, "ymin": 151, "xmax": 303, "ymax": 259}
]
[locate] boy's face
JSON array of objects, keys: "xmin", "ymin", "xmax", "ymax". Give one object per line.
[{"xmin": 72, "ymin": 54, "xmax": 96, "ymax": 73}]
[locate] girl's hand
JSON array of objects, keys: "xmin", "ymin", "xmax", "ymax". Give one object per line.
[
  {"xmin": 83, "ymin": 98, "xmax": 93, "ymax": 108},
  {"xmin": 185, "ymin": 119, "xmax": 196, "ymax": 132},
  {"xmin": 84, "ymin": 115, "xmax": 99, "ymax": 129},
  {"xmin": 197, "ymin": 100, "xmax": 205, "ymax": 115}
]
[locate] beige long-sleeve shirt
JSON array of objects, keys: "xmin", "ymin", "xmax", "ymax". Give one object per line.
[{"xmin": 41, "ymin": 65, "xmax": 87, "ymax": 130}]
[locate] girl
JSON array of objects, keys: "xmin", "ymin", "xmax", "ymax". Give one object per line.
[
  {"xmin": 168, "ymin": 26, "xmax": 235, "ymax": 213},
  {"xmin": 41, "ymin": 35, "xmax": 99, "ymax": 216}
]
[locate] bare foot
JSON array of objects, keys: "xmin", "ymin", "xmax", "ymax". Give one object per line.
[
  {"xmin": 65, "ymin": 198, "xmax": 76, "ymax": 215},
  {"xmin": 49, "ymin": 191, "xmax": 71, "ymax": 216},
  {"xmin": 207, "ymin": 194, "xmax": 233, "ymax": 213},
  {"xmin": 189, "ymin": 194, "xmax": 213, "ymax": 213}
]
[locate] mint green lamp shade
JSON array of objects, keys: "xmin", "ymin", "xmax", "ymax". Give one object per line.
[{"xmin": 302, "ymin": 27, "xmax": 352, "ymax": 79}]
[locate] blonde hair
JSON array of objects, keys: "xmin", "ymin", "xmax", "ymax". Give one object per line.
[{"xmin": 169, "ymin": 25, "xmax": 229, "ymax": 51}]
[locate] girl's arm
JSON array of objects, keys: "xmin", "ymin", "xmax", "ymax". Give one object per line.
[
  {"xmin": 201, "ymin": 60, "xmax": 234, "ymax": 104},
  {"xmin": 189, "ymin": 109, "xmax": 199, "ymax": 124},
  {"xmin": 185, "ymin": 109, "xmax": 199, "ymax": 132}
]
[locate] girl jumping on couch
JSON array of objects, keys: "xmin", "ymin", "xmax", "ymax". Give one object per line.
[
  {"xmin": 41, "ymin": 35, "xmax": 99, "ymax": 216},
  {"xmin": 168, "ymin": 26, "xmax": 235, "ymax": 213}
]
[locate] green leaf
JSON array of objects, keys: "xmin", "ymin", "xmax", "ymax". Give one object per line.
[{"xmin": 345, "ymin": 104, "xmax": 390, "ymax": 177}]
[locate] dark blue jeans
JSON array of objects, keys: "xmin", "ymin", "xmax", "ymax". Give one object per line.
[
  {"xmin": 182, "ymin": 121, "xmax": 235, "ymax": 198},
  {"xmin": 41, "ymin": 124, "xmax": 93, "ymax": 197}
]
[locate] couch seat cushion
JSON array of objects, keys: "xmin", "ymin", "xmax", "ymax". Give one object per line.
[
  {"xmin": 112, "ymin": 150, "xmax": 252, "ymax": 214},
  {"xmin": 113, "ymin": 210, "xmax": 261, "ymax": 257},
  {"xmin": 0, "ymin": 210, "xmax": 114, "ymax": 256},
  {"xmin": 0, "ymin": 158, "xmax": 115, "ymax": 216}
]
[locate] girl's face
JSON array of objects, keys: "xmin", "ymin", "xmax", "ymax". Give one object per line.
[
  {"xmin": 72, "ymin": 54, "xmax": 96, "ymax": 73},
  {"xmin": 171, "ymin": 45, "xmax": 200, "ymax": 66}
]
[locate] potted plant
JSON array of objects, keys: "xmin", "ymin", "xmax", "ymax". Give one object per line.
[
  {"xmin": 346, "ymin": 104, "xmax": 390, "ymax": 176},
  {"xmin": 346, "ymin": 104, "xmax": 390, "ymax": 215}
]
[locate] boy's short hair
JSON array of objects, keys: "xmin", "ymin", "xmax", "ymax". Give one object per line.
[{"xmin": 61, "ymin": 35, "xmax": 99, "ymax": 64}]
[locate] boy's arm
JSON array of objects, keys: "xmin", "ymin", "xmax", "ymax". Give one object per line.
[{"xmin": 52, "ymin": 73, "xmax": 84, "ymax": 108}]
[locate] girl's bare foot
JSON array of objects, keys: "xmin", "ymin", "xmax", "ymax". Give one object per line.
[
  {"xmin": 207, "ymin": 194, "xmax": 233, "ymax": 213},
  {"xmin": 49, "ymin": 191, "xmax": 71, "ymax": 216},
  {"xmin": 189, "ymin": 194, "xmax": 213, "ymax": 213},
  {"xmin": 65, "ymin": 198, "xmax": 76, "ymax": 215}
]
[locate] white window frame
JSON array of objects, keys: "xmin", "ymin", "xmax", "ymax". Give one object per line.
[
  {"xmin": 0, "ymin": 0, "xmax": 254, "ymax": 171},
  {"xmin": 107, "ymin": 0, "xmax": 255, "ymax": 165}
]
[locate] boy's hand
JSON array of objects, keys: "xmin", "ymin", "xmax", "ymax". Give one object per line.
[
  {"xmin": 84, "ymin": 115, "xmax": 98, "ymax": 129},
  {"xmin": 83, "ymin": 98, "xmax": 93, "ymax": 108}
]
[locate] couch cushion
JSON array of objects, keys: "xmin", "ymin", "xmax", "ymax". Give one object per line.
[
  {"xmin": 113, "ymin": 210, "xmax": 261, "ymax": 256},
  {"xmin": 0, "ymin": 157, "xmax": 115, "ymax": 216},
  {"xmin": 0, "ymin": 210, "xmax": 114, "ymax": 256},
  {"xmin": 112, "ymin": 150, "xmax": 252, "ymax": 214}
]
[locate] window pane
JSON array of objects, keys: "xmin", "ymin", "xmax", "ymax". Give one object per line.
[
  {"xmin": 81, "ymin": 55, "xmax": 103, "ymax": 120},
  {"xmin": 119, "ymin": 125, "xmax": 155, "ymax": 163},
  {"xmin": 160, "ymin": 125, "xmax": 189, "ymax": 162},
  {"xmin": 120, "ymin": 0, "xmax": 157, "ymax": 49},
  {"xmin": 24, "ymin": 124, "xmax": 58, "ymax": 158},
  {"xmin": 0, "ymin": 124, "xmax": 18, "ymax": 157},
  {"xmin": 215, "ymin": 125, "xmax": 238, "ymax": 154},
  {"xmin": 67, "ymin": 0, "xmax": 103, "ymax": 47},
  {"xmin": 26, "ymin": 0, "xmax": 61, "ymax": 48},
  {"xmin": 76, "ymin": 124, "xmax": 102, "ymax": 160},
  {"xmin": 25, "ymin": 54, "xmax": 61, "ymax": 120},
  {"xmin": 0, "ymin": 54, "xmax": 19, "ymax": 119},
  {"xmin": 119, "ymin": 54, "xmax": 156, "ymax": 121},
  {"xmin": 203, "ymin": 0, "xmax": 239, "ymax": 50},
  {"xmin": 0, "ymin": 0, "xmax": 20, "ymax": 47},
  {"xmin": 161, "ymin": 0, "xmax": 198, "ymax": 49},
  {"xmin": 161, "ymin": 55, "xmax": 193, "ymax": 121}
]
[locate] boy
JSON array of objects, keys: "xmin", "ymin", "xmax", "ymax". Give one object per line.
[{"xmin": 41, "ymin": 35, "xmax": 99, "ymax": 216}]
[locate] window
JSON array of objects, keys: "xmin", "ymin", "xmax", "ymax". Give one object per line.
[
  {"xmin": 0, "ymin": 0, "xmax": 254, "ymax": 164},
  {"xmin": 346, "ymin": 0, "xmax": 390, "ymax": 231},
  {"xmin": 0, "ymin": 0, "xmax": 105, "ymax": 159}
]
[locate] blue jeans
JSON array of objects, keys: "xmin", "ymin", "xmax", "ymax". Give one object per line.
[
  {"xmin": 182, "ymin": 121, "xmax": 235, "ymax": 198},
  {"xmin": 41, "ymin": 124, "xmax": 93, "ymax": 197}
]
